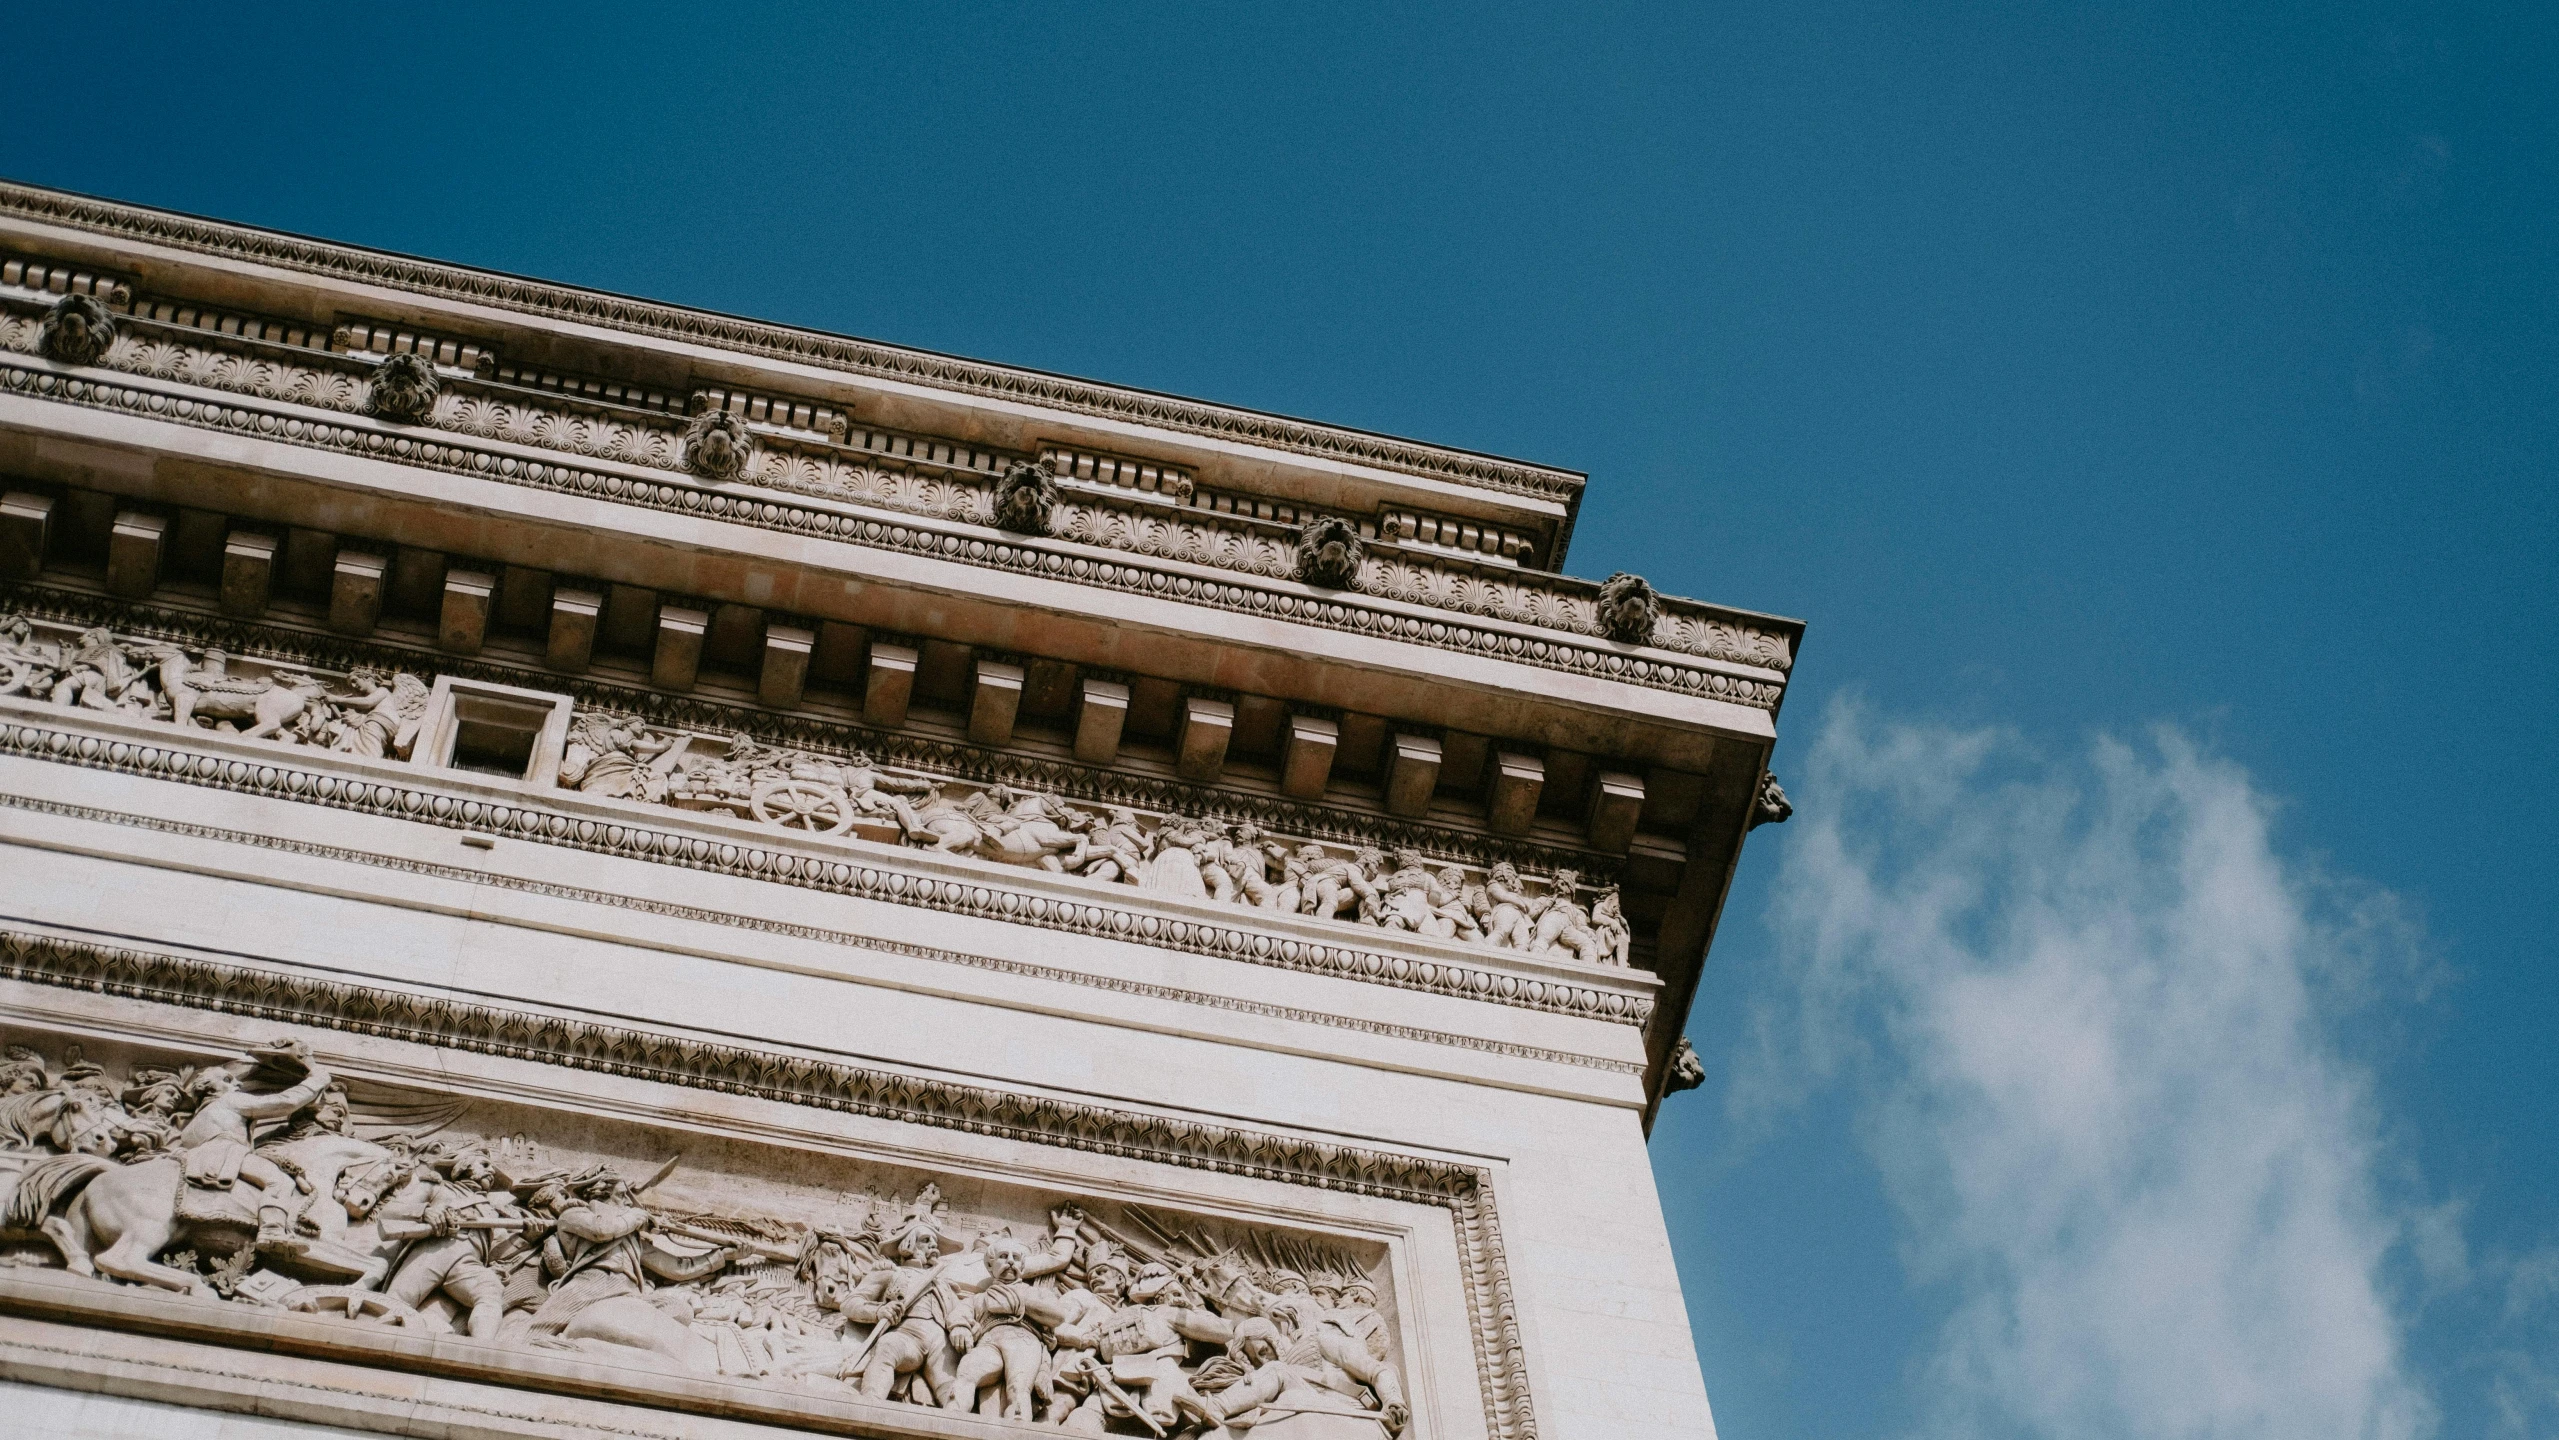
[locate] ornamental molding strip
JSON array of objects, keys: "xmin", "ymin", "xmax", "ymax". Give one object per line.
[
  {"xmin": 0, "ymin": 926, "xmax": 1540, "ymax": 1440},
  {"xmin": 0, "ymin": 352, "xmax": 1791, "ymax": 712},
  {"xmin": 0, "ymin": 709, "xmax": 1660, "ymax": 1029},
  {"xmin": 0, "ymin": 181, "xmax": 1584, "ymax": 511}
]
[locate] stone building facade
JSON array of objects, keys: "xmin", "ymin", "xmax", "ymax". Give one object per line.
[{"xmin": 0, "ymin": 182, "xmax": 1795, "ymax": 1440}]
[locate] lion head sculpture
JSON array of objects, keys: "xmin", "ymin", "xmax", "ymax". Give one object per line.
[
  {"xmin": 1292, "ymin": 515, "xmax": 1366, "ymax": 590},
  {"xmin": 1666, "ymin": 1036, "xmax": 1705, "ymax": 1093},
  {"xmin": 1749, "ymin": 771, "xmax": 1793, "ymax": 830},
  {"xmin": 683, "ymin": 407, "xmax": 752, "ymax": 482},
  {"xmin": 362, "ymin": 351, "xmax": 441, "ymax": 424},
  {"xmin": 990, "ymin": 458, "xmax": 1058, "ymax": 536},
  {"xmin": 1594, "ymin": 571, "xmax": 1661, "ymax": 646},
  {"xmin": 38, "ymin": 294, "xmax": 115, "ymax": 367}
]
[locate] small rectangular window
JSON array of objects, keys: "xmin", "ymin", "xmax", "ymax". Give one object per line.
[{"xmin": 411, "ymin": 678, "xmax": 574, "ymax": 787}]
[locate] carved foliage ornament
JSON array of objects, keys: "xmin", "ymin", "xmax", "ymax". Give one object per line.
[
  {"xmin": 37, "ymin": 293, "xmax": 114, "ymax": 366},
  {"xmin": 991, "ymin": 457, "xmax": 1059, "ymax": 537},
  {"xmin": 682, "ymin": 404, "xmax": 753, "ymax": 482},
  {"xmin": 1594, "ymin": 571, "xmax": 1661, "ymax": 646},
  {"xmin": 361, "ymin": 350, "xmax": 440, "ymax": 424},
  {"xmin": 1294, "ymin": 514, "xmax": 1365, "ymax": 590}
]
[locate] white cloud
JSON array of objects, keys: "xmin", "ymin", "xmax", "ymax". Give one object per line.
[{"xmin": 1740, "ymin": 700, "xmax": 2434, "ymax": 1440}]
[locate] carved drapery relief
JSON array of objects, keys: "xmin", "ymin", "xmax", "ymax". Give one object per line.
[
  {"xmin": 0, "ymin": 613, "xmax": 430, "ymax": 760},
  {"xmin": 563, "ymin": 714, "xmax": 1637, "ymax": 968},
  {"xmin": 0, "ymin": 298, "xmax": 1797, "ymax": 693},
  {"xmin": 0, "ymin": 1025, "xmax": 1414, "ymax": 1436}
]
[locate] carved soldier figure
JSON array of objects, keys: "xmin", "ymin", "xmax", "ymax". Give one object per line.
[
  {"xmin": 0, "ymin": 616, "xmax": 64, "ymax": 698},
  {"xmin": 945, "ymin": 1233, "xmax": 1075, "ymax": 1420},
  {"xmin": 1372, "ymin": 850, "xmax": 1444, "ymax": 933},
  {"xmin": 48, "ymin": 627, "xmax": 146, "ymax": 712},
  {"xmin": 518, "ymin": 1167, "xmax": 736, "ymax": 1340},
  {"xmin": 1333, "ymin": 1274, "xmax": 1394, "ymax": 1366},
  {"xmin": 1480, "ymin": 861, "xmax": 1537, "ymax": 949},
  {"xmin": 1527, "ymin": 867, "xmax": 1593, "ymax": 958},
  {"xmin": 377, "ymin": 1145, "xmax": 543, "ymax": 1339},
  {"xmin": 1206, "ymin": 1269, "xmax": 1410, "ymax": 1436},
  {"xmin": 1298, "ymin": 845, "xmax": 1377, "ymax": 924},
  {"xmin": 1268, "ymin": 840, "xmax": 1310, "ymax": 917},
  {"xmin": 1588, "ymin": 885, "xmax": 1633, "ymax": 967},
  {"xmin": 820, "ymin": 748, "xmax": 934, "ymax": 817},
  {"xmin": 1202, "ymin": 1311, "xmax": 1411, "ymax": 1437},
  {"xmin": 171, "ymin": 1039, "xmax": 335, "ymax": 1249},
  {"xmin": 1074, "ymin": 808, "xmax": 1152, "ymax": 886},
  {"xmin": 1050, "ymin": 1261, "xmax": 1229, "ymax": 1435},
  {"xmin": 1140, "ymin": 814, "xmax": 1218, "ymax": 899},
  {"xmin": 2, "ymin": 1043, "xmax": 53, "ymax": 1095},
  {"xmin": 836, "ymin": 1213, "xmax": 962, "ymax": 1405},
  {"xmin": 1430, "ymin": 865, "xmax": 1487, "ymax": 943}
]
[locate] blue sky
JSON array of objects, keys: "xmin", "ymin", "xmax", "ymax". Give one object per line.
[{"xmin": 10, "ymin": 4, "xmax": 2554, "ymax": 1435}]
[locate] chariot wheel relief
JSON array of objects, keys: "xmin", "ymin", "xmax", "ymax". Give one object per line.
[
  {"xmin": 0, "ymin": 656, "xmax": 31, "ymax": 696},
  {"xmin": 749, "ymin": 778, "xmax": 857, "ymax": 835}
]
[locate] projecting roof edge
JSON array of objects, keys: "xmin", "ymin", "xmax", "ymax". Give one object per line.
[{"xmin": 0, "ymin": 180, "xmax": 1588, "ymax": 516}]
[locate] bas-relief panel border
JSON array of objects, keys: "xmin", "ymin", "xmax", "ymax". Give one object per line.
[
  {"xmin": 0, "ymin": 707, "xmax": 1658, "ymax": 1032},
  {"xmin": 0, "ymin": 925, "xmax": 1540, "ymax": 1440},
  {"xmin": 0, "ymin": 358, "xmax": 1789, "ymax": 714},
  {"xmin": 0, "ymin": 181, "xmax": 1584, "ymax": 508}
]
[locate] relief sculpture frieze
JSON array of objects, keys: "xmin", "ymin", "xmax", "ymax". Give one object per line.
[
  {"xmin": 0, "ymin": 606, "xmax": 1642, "ymax": 977},
  {"xmin": 560, "ymin": 712, "xmax": 1637, "ymax": 968},
  {"xmin": 0, "ymin": 1027, "xmax": 1416, "ymax": 1437},
  {"xmin": 0, "ymin": 612, "xmax": 431, "ymax": 759}
]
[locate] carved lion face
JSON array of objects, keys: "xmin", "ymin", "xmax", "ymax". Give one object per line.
[
  {"xmin": 1595, "ymin": 571, "xmax": 1661, "ymax": 645},
  {"xmin": 39, "ymin": 294, "xmax": 115, "ymax": 366},
  {"xmin": 991, "ymin": 459, "xmax": 1059, "ymax": 536},
  {"xmin": 1293, "ymin": 515, "xmax": 1366, "ymax": 590},
  {"xmin": 683, "ymin": 409, "xmax": 752, "ymax": 481},
  {"xmin": 365, "ymin": 351, "xmax": 441, "ymax": 424}
]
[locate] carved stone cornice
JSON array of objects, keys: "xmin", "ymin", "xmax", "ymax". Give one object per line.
[
  {"xmin": 0, "ymin": 707, "xmax": 1658, "ymax": 1028},
  {"xmin": 0, "ymin": 268, "xmax": 1799, "ymax": 688},
  {"xmin": 0, "ymin": 353, "xmax": 1787, "ymax": 713},
  {"xmin": 0, "ymin": 924, "xmax": 1540, "ymax": 1440},
  {"xmin": 0, "ymin": 181, "xmax": 1581, "ymax": 516}
]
